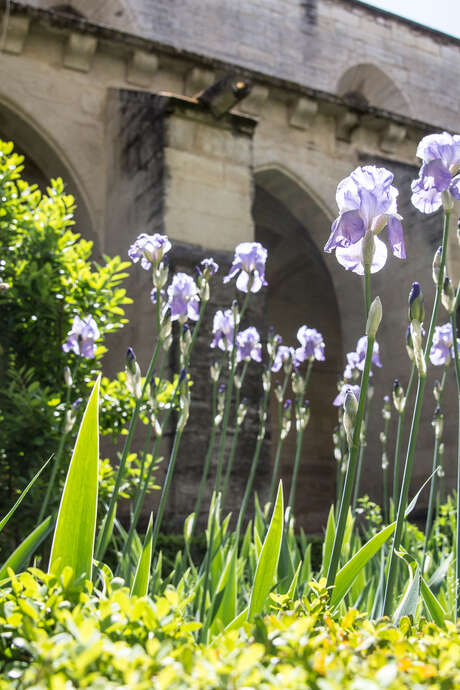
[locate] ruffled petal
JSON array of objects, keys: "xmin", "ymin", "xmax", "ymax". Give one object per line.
[
  {"xmin": 335, "ymin": 235, "xmax": 387, "ymax": 275},
  {"xmin": 324, "ymin": 210, "xmax": 365, "ymax": 252},
  {"xmin": 387, "ymin": 216, "xmax": 406, "ymax": 259}
]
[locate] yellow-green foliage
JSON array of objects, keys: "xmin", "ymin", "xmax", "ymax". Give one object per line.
[{"xmin": 2, "ymin": 569, "xmax": 460, "ymax": 688}]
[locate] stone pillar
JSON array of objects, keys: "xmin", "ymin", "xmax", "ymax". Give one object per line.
[{"xmin": 104, "ymin": 88, "xmax": 263, "ymax": 530}]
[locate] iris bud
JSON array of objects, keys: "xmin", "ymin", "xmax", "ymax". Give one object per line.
[
  {"xmin": 366, "ymin": 296, "xmax": 382, "ymax": 338},
  {"xmin": 64, "ymin": 366, "xmax": 72, "ymax": 388},
  {"xmin": 432, "ymin": 246, "xmax": 442, "ymax": 285},
  {"xmin": 393, "ymin": 379, "xmax": 406, "ymax": 414},
  {"xmin": 381, "ymin": 452, "xmax": 389, "ymax": 471},
  {"xmin": 406, "ymin": 325, "xmax": 414, "ymax": 362},
  {"xmin": 125, "ymin": 347, "xmax": 142, "ymax": 398},
  {"xmin": 410, "ymin": 320, "xmax": 427, "ymax": 377},
  {"xmin": 442, "ymin": 275, "xmax": 456, "ymax": 314},
  {"xmin": 343, "ymin": 390, "xmax": 358, "ymax": 447},
  {"xmin": 408, "ymin": 282, "xmax": 425, "ymax": 323},
  {"xmin": 237, "ymin": 399, "xmax": 248, "ymax": 426},
  {"xmin": 432, "ymin": 407, "xmax": 444, "ymax": 440}
]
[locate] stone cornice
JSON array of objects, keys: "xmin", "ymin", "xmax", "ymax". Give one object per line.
[{"xmin": 0, "ymin": 1, "xmax": 450, "ymax": 140}]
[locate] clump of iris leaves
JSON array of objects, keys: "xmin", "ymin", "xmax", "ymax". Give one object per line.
[{"xmin": 2, "ymin": 133, "xmax": 460, "ymax": 688}]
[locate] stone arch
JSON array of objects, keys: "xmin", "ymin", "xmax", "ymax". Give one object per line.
[
  {"xmin": 254, "ymin": 167, "xmax": 342, "ymax": 531},
  {"xmin": 0, "ymin": 96, "xmax": 97, "ymax": 250},
  {"xmin": 337, "ymin": 63, "xmax": 411, "ymax": 116},
  {"xmin": 46, "ymin": 0, "xmax": 139, "ymax": 32}
]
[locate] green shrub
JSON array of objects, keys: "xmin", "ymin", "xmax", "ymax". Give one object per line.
[{"xmin": 0, "ymin": 140, "xmax": 133, "ymax": 546}]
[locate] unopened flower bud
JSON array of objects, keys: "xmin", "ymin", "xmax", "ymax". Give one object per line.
[
  {"xmin": 439, "ymin": 442, "xmax": 445, "ymax": 458},
  {"xmin": 210, "ymin": 361, "xmax": 221, "ymax": 383},
  {"xmin": 432, "ymin": 246, "xmax": 442, "ymax": 285},
  {"xmin": 281, "ymin": 399, "xmax": 292, "ymax": 439},
  {"xmin": 408, "ymin": 282, "xmax": 425, "ymax": 323},
  {"xmin": 234, "ymin": 374, "xmax": 242, "ymax": 390},
  {"xmin": 442, "ymin": 275, "xmax": 456, "ymax": 314},
  {"xmin": 366, "ymin": 296, "xmax": 382, "ymax": 338},
  {"xmin": 177, "ymin": 392, "xmax": 190, "ymax": 431},
  {"xmin": 295, "ymin": 400, "xmax": 310, "ymax": 432},
  {"xmin": 262, "ymin": 369, "xmax": 271, "ymax": 393},
  {"xmin": 151, "ymin": 414, "xmax": 162, "ymax": 437},
  {"xmin": 65, "ymin": 397, "xmax": 83, "ymax": 433},
  {"xmin": 437, "ymin": 465, "xmax": 445, "ymax": 478},
  {"xmin": 410, "ymin": 319, "xmax": 427, "ymax": 377},
  {"xmin": 433, "ymin": 379, "xmax": 442, "ymax": 402},
  {"xmin": 367, "ymin": 384, "xmax": 374, "ymax": 401},
  {"xmin": 406, "ymin": 325, "xmax": 414, "ymax": 362},
  {"xmin": 153, "ymin": 262, "xmax": 169, "ymax": 289},
  {"xmin": 382, "ymin": 395, "xmax": 391, "ymax": 420},
  {"xmin": 125, "ymin": 347, "xmax": 142, "ymax": 398},
  {"xmin": 231, "ymin": 300, "xmax": 240, "ymax": 327},
  {"xmin": 291, "ymin": 371, "xmax": 304, "ymax": 396},
  {"xmin": 267, "ymin": 329, "xmax": 282, "ymax": 358},
  {"xmin": 237, "ymin": 398, "xmax": 248, "ymax": 426},
  {"xmin": 274, "ymin": 383, "xmax": 283, "ymax": 403},
  {"xmin": 64, "ymin": 366, "xmax": 72, "ymax": 388},
  {"xmin": 160, "ymin": 318, "xmax": 172, "ymax": 340},
  {"xmin": 381, "ymin": 452, "xmax": 389, "ymax": 471},
  {"xmin": 163, "ymin": 333, "xmax": 173, "ymax": 351},
  {"xmin": 432, "ymin": 407, "xmax": 444, "ymax": 440},
  {"xmin": 393, "ymin": 379, "xmax": 404, "ymax": 412},
  {"xmin": 380, "ymin": 431, "xmax": 386, "ymax": 444},
  {"xmin": 343, "ymin": 390, "xmax": 358, "ymax": 447}
]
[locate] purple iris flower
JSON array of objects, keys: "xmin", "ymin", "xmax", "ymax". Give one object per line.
[
  {"xmin": 272, "ymin": 345, "xmax": 296, "ymax": 373},
  {"xmin": 236, "ymin": 327, "xmax": 262, "ymax": 363},
  {"xmin": 430, "ymin": 323, "xmax": 455, "ymax": 366},
  {"xmin": 128, "ymin": 233, "xmax": 171, "ymax": 270},
  {"xmin": 295, "ymin": 325, "xmax": 325, "ymax": 363},
  {"xmin": 167, "ymin": 273, "xmax": 200, "ymax": 322},
  {"xmin": 411, "ymin": 132, "xmax": 460, "ymax": 213},
  {"xmin": 210, "ymin": 309, "xmax": 235, "ymax": 351},
  {"xmin": 324, "ymin": 166, "xmax": 405, "ymax": 274},
  {"xmin": 343, "ymin": 336, "xmax": 382, "ymax": 379},
  {"xmin": 333, "ymin": 384, "xmax": 360, "ymax": 407},
  {"xmin": 199, "ymin": 257, "xmax": 219, "ymax": 276},
  {"xmin": 223, "ymin": 242, "xmax": 268, "ymax": 293},
  {"xmin": 62, "ymin": 315, "xmax": 100, "ymax": 359}
]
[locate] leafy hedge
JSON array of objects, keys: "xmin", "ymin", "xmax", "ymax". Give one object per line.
[{"xmin": 1, "ymin": 569, "xmax": 460, "ymax": 688}]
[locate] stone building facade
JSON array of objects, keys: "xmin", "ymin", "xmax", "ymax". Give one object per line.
[{"xmin": 2, "ymin": 0, "xmax": 460, "ymax": 531}]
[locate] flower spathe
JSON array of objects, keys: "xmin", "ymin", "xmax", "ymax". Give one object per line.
[
  {"xmin": 236, "ymin": 327, "xmax": 262, "ymax": 363},
  {"xmin": 324, "ymin": 165, "xmax": 405, "ymax": 274},
  {"xmin": 295, "ymin": 325, "xmax": 325, "ymax": 363},
  {"xmin": 411, "ymin": 132, "xmax": 460, "ymax": 213},
  {"xmin": 62, "ymin": 315, "xmax": 100, "ymax": 359},
  {"xmin": 167, "ymin": 273, "xmax": 200, "ymax": 322},
  {"xmin": 223, "ymin": 242, "xmax": 268, "ymax": 293},
  {"xmin": 210, "ymin": 309, "xmax": 235, "ymax": 352},
  {"xmin": 430, "ymin": 322, "xmax": 456, "ymax": 366},
  {"xmin": 128, "ymin": 233, "xmax": 171, "ymax": 270}
]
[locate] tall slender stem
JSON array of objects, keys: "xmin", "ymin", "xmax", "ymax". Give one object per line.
[
  {"xmin": 327, "ymin": 334, "xmax": 375, "ymax": 588},
  {"xmin": 392, "ymin": 366, "xmax": 415, "ymax": 510},
  {"xmin": 450, "ymin": 310, "xmax": 460, "ymax": 621},
  {"xmin": 383, "ymin": 209, "xmax": 451, "ymax": 615},
  {"xmin": 288, "ymin": 360, "xmax": 313, "ymax": 510},
  {"xmin": 364, "ymin": 266, "xmax": 371, "ymax": 319},
  {"xmin": 221, "ymin": 361, "xmax": 250, "ymax": 507}
]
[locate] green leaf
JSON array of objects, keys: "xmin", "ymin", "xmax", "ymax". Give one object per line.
[
  {"xmin": 248, "ymin": 480, "xmax": 284, "ymax": 622},
  {"xmin": 131, "ymin": 513, "xmax": 153, "ymax": 597},
  {"xmin": 421, "ymin": 576, "xmax": 447, "ymax": 628},
  {"xmin": 331, "ymin": 521, "xmax": 396, "ymax": 608},
  {"xmin": 286, "ymin": 560, "xmax": 302, "ymax": 601},
  {"xmin": 321, "ymin": 505, "xmax": 336, "ymax": 576},
  {"xmin": 0, "ymin": 456, "xmax": 52, "ymax": 533},
  {"xmin": 428, "ymin": 553, "xmax": 453, "ymax": 595},
  {"xmin": 0, "ymin": 516, "xmax": 53, "ymax": 579},
  {"xmin": 394, "ymin": 568, "xmax": 420, "ymax": 624},
  {"xmin": 48, "ymin": 376, "xmax": 100, "ymax": 582}
]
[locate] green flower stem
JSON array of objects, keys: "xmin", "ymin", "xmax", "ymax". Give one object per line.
[
  {"xmin": 326, "ymin": 334, "xmax": 375, "ymax": 589},
  {"xmin": 352, "ymin": 391, "xmax": 373, "ymax": 512},
  {"xmin": 221, "ymin": 361, "xmax": 250, "ymax": 507},
  {"xmin": 214, "ymin": 294, "xmax": 250, "ymax": 497},
  {"xmin": 37, "ymin": 376, "xmax": 74, "ymax": 525},
  {"xmin": 288, "ymin": 360, "xmax": 313, "ymax": 510},
  {"xmin": 383, "ymin": 209, "xmax": 451, "ymax": 616},
  {"xmin": 235, "ymin": 391, "xmax": 271, "ymax": 540},
  {"xmin": 421, "ymin": 367, "xmax": 447, "ymax": 573},
  {"xmin": 96, "ymin": 305, "xmax": 163, "ymax": 560},
  {"xmin": 392, "ymin": 366, "xmax": 416, "ymax": 511},
  {"xmin": 450, "ymin": 309, "xmax": 460, "ymax": 621},
  {"xmin": 266, "ymin": 370, "xmax": 290, "ymax": 507},
  {"xmin": 364, "ymin": 265, "xmax": 371, "ymax": 319},
  {"xmin": 383, "ymin": 373, "xmax": 427, "ymax": 616},
  {"xmin": 150, "ymin": 428, "xmax": 184, "ymax": 558}
]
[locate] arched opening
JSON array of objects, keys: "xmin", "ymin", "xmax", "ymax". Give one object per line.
[
  {"xmin": 0, "ymin": 99, "xmax": 97, "ymax": 250},
  {"xmin": 337, "ymin": 63, "xmax": 411, "ymax": 116},
  {"xmin": 254, "ymin": 168, "xmax": 342, "ymax": 532}
]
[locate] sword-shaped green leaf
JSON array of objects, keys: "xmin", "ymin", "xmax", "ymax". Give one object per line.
[
  {"xmin": 0, "ymin": 516, "xmax": 53, "ymax": 579},
  {"xmin": 248, "ymin": 480, "xmax": 284, "ymax": 622},
  {"xmin": 0, "ymin": 456, "xmax": 52, "ymax": 533},
  {"xmin": 131, "ymin": 513, "xmax": 153, "ymax": 597},
  {"xmin": 48, "ymin": 375, "xmax": 100, "ymax": 582}
]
